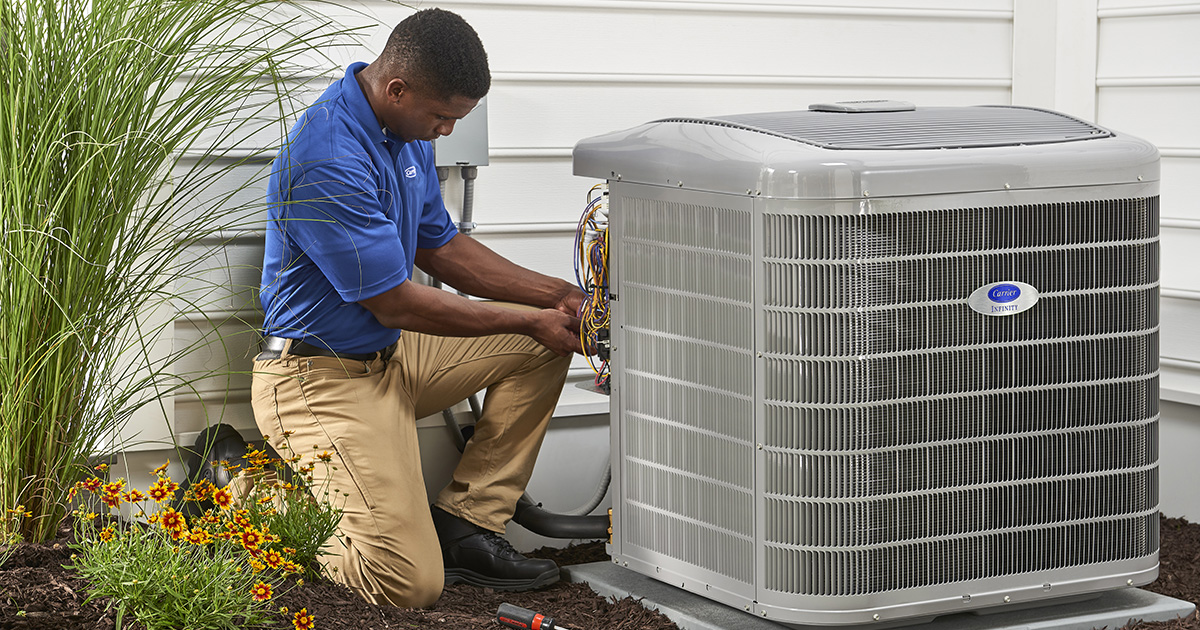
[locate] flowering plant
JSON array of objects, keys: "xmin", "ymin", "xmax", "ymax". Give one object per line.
[{"xmin": 69, "ymin": 439, "xmax": 342, "ymax": 630}]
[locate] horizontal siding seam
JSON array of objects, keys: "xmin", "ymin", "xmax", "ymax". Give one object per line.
[
  {"xmin": 494, "ymin": 71, "xmax": 1012, "ymax": 87},
  {"xmin": 1099, "ymin": 4, "xmax": 1200, "ymax": 19},
  {"xmin": 426, "ymin": 0, "xmax": 1013, "ymax": 20},
  {"xmin": 1097, "ymin": 76, "xmax": 1200, "ymax": 87}
]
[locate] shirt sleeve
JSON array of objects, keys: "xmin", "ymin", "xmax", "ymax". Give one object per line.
[{"xmin": 275, "ymin": 156, "xmax": 409, "ymax": 302}]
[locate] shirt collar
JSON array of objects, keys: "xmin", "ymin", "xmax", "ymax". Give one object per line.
[{"xmin": 341, "ymin": 62, "xmax": 404, "ymax": 145}]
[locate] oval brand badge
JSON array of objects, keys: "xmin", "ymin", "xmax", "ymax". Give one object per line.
[
  {"xmin": 969, "ymin": 281, "xmax": 1039, "ymax": 316},
  {"xmin": 988, "ymin": 284, "xmax": 1021, "ymax": 303}
]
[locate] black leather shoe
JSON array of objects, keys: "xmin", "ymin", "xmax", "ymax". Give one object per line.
[
  {"xmin": 431, "ymin": 506, "xmax": 560, "ymax": 591},
  {"xmin": 176, "ymin": 424, "xmax": 250, "ymax": 517}
]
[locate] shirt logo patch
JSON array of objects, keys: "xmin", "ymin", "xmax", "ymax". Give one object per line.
[{"xmin": 404, "ymin": 165, "xmax": 417, "ymax": 179}]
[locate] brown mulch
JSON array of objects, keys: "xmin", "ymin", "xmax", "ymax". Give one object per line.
[{"xmin": 2, "ymin": 517, "xmax": 1198, "ymax": 630}]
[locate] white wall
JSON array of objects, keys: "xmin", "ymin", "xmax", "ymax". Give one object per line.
[
  {"xmin": 111, "ymin": 0, "xmax": 1200, "ymax": 541},
  {"xmin": 1090, "ymin": 0, "xmax": 1200, "ymax": 519}
]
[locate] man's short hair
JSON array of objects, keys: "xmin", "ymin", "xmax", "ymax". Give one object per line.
[{"xmin": 383, "ymin": 8, "xmax": 490, "ymax": 100}]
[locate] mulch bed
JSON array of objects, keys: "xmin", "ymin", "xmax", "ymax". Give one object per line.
[{"xmin": 2, "ymin": 516, "xmax": 1198, "ymax": 630}]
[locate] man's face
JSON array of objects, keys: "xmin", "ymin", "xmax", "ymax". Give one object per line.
[{"xmin": 383, "ymin": 86, "xmax": 478, "ymax": 144}]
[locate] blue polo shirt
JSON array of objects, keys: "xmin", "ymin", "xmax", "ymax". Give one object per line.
[{"xmin": 260, "ymin": 62, "xmax": 457, "ymax": 354}]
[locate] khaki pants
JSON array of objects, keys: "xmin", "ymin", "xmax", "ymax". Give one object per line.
[{"xmin": 250, "ymin": 322, "xmax": 571, "ymax": 607}]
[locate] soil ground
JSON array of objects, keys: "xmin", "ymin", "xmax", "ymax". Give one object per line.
[{"xmin": 1, "ymin": 516, "xmax": 1197, "ymax": 630}]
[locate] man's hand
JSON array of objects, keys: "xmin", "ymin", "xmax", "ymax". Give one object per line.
[
  {"xmin": 528, "ymin": 308, "xmax": 589, "ymax": 357},
  {"xmin": 552, "ymin": 286, "xmax": 588, "ymax": 318}
]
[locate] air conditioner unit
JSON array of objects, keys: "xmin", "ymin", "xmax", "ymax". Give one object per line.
[{"xmin": 572, "ymin": 102, "xmax": 1160, "ymax": 626}]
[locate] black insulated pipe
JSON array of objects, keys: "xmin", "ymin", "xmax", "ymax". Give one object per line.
[{"xmin": 512, "ymin": 495, "xmax": 609, "ymax": 540}]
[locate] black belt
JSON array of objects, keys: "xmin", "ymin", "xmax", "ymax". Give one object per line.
[{"xmin": 257, "ymin": 336, "xmax": 396, "ymax": 362}]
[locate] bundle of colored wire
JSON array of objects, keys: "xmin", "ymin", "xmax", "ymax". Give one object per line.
[{"xmin": 574, "ymin": 184, "xmax": 610, "ymax": 386}]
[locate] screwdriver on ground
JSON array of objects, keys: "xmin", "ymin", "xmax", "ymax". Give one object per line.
[{"xmin": 497, "ymin": 603, "xmax": 578, "ymax": 630}]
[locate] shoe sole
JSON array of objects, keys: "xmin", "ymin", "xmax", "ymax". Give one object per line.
[{"xmin": 443, "ymin": 566, "xmax": 560, "ymax": 591}]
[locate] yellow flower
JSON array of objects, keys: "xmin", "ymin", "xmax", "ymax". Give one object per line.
[
  {"xmin": 148, "ymin": 478, "xmax": 179, "ymax": 503},
  {"xmin": 239, "ymin": 527, "xmax": 265, "ymax": 551},
  {"xmin": 98, "ymin": 526, "xmax": 115, "ymax": 543},
  {"xmin": 212, "ymin": 487, "xmax": 234, "ymax": 510},
  {"xmin": 152, "ymin": 461, "xmax": 170, "ymax": 475},
  {"xmin": 186, "ymin": 528, "xmax": 212, "ymax": 546},
  {"xmin": 158, "ymin": 508, "xmax": 187, "ymax": 535},
  {"xmin": 250, "ymin": 581, "xmax": 273, "ymax": 601},
  {"xmin": 292, "ymin": 608, "xmax": 315, "ymax": 630},
  {"xmin": 263, "ymin": 549, "xmax": 284, "ymax": 569}
]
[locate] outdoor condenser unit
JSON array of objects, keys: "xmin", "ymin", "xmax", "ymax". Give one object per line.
[{"xmin": 572, "ymin": 102, "xmax": 1160, "ymax": 626}]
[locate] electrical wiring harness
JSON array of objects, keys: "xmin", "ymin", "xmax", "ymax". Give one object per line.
[{"xmin": 574, "ymin": 184, "xmax": 610, "ymax": 391}]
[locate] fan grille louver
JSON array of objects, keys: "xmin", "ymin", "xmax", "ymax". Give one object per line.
[{"xmin": 615, "ymin": 193, "xmax": 1159, "ymax": 609}]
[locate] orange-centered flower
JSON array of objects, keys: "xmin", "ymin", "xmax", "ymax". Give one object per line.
[
  {"xmin": 239, "ymin": 527, "xmax": 265, "ymax": 551},
  {"xmin": 212, "ymin": 487, "xmax": 234, "ymax": 510},
  {"xmin": 158, "ymin": 508, "xmax": 187, "ymax": 534},
  {"xmin": 292, "ymin": 608, "xmax": 315, "ymax": 630},
  {"xmin": 148, "ymin": 478, "xmax": 179, "ymax": 503},
  {"xmin": 263, "ymin": 549, "xmax": 284, "ymax": 569},
  {"xmin": 250, "ymin": 582, "xmax": 273, "ymax": 602}
]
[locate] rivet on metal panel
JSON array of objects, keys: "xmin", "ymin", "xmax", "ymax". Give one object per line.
[
  {"xmin": 1004, "ymin": 183, "xmax": 1011, "ymax": 189},
  {"xmin": 756, "ymin": 443, "xmax": 763, "ymax": 450},
  {"xmin": 1043, "ymin": 583, "xmax": 1051, "ymax": 591},
  {"xmin": 962, "ymin": 595, "xmax": 971, "ymax": 603},
  {"xmin": 1004, "ymin": 596, "xmax": 1011, "ymax": 603},
  {"xmin": 873, "ymin": 614, "xmax": 880, "ymax": 621},
  {"xmin": 746, "ymin": 189, "xmax": 752, "ymax": 194},
  {"xmin": 756, "ymin": 351, "xmax": 763, "ymax": 358},
  {"xmin": 617, "ymin": 174, "xmax": 622, "ymax": 180},
  {"xmin": 744, "ymin": 606, "xmax": 751, "ymax": 611},
  {"xmin": 1127, "ymin": 579, "xmax": 1134, "ymax": 586},
  {"xmin": 678, "ymin": 181, "xmax": 684, "ymax": 187},
  {"xmin": 623, "ymin": 561, "xmax": 628, "ymax": 567},
  {"xmin": 706, "ymin": 584, "xmax": 711, "ymax": 591},
  {"xmin": 762, "ymin": 612, "xmax": 768, "ymax": 617},
  {"xmin": 1138, "ymin": 175, "xmax": 1144, "ymax": 181},
  {"xmin": 863, "ymin": 191, "xmax": 870, "ymax": 197},
  {"xmin": 655, "ymin": 566, "xmax": 660, "ymax": 573}
]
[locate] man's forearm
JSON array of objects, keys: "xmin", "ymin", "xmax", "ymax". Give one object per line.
[
  {"xmin": 359, "ymin": 279, "xmax": 584, "ymax": 356},
  {"xmin": 415, "ymin": 233, "xmax": 577, "ymax": 309}
]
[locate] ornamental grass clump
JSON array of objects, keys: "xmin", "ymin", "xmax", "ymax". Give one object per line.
[
  {"xmin": 0, "ymin": 0, "xmax": 357, "ymax": 544},
  {"xmin": 70, "ymin": 441, "xmax": 342, "ymax": 630}
]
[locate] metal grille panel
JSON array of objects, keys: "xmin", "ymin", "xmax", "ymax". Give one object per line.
[
  {"xmin": 618, "ymin": 196, "xmax": 756, "ymax": 586},
  {"xmin": 760, "ymin": 197, "xmax": 1160, "ymax": 597}
]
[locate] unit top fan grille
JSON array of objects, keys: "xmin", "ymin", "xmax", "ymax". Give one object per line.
[{"xmin": 657, "ymin": 105, "xmax": 1112, "ymax": 150}]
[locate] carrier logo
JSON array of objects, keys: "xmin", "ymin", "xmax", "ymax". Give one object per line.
[
  {"xmin": 404, "ymin": 165, "xmax": 418, "ymax": 178},
  {"xmin": 988, "ymin": 284, "xmax": 1021, "ymax": 303},
  {"xmin": 969, "ymin": 281, "xmax": 1039, "ymax": 317}
]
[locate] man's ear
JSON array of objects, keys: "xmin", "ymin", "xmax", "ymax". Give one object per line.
[{"xmin": 386, "ymin": 77, "xmax": 410, "ymax": 102}]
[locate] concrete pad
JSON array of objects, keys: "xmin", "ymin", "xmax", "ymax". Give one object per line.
[{"xmin": 563, "ymin": 563, "xmax": 1195, "ymax": 630}]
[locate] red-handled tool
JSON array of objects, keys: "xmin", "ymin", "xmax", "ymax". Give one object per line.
[{"xmin": 497, "ymin": 603, "xmax": 564, "ymax": 630}]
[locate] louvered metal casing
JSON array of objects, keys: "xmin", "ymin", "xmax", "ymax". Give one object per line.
[{"xmin": 573, "ymin": 104, "xmax": 1160, "ymax": 626}]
